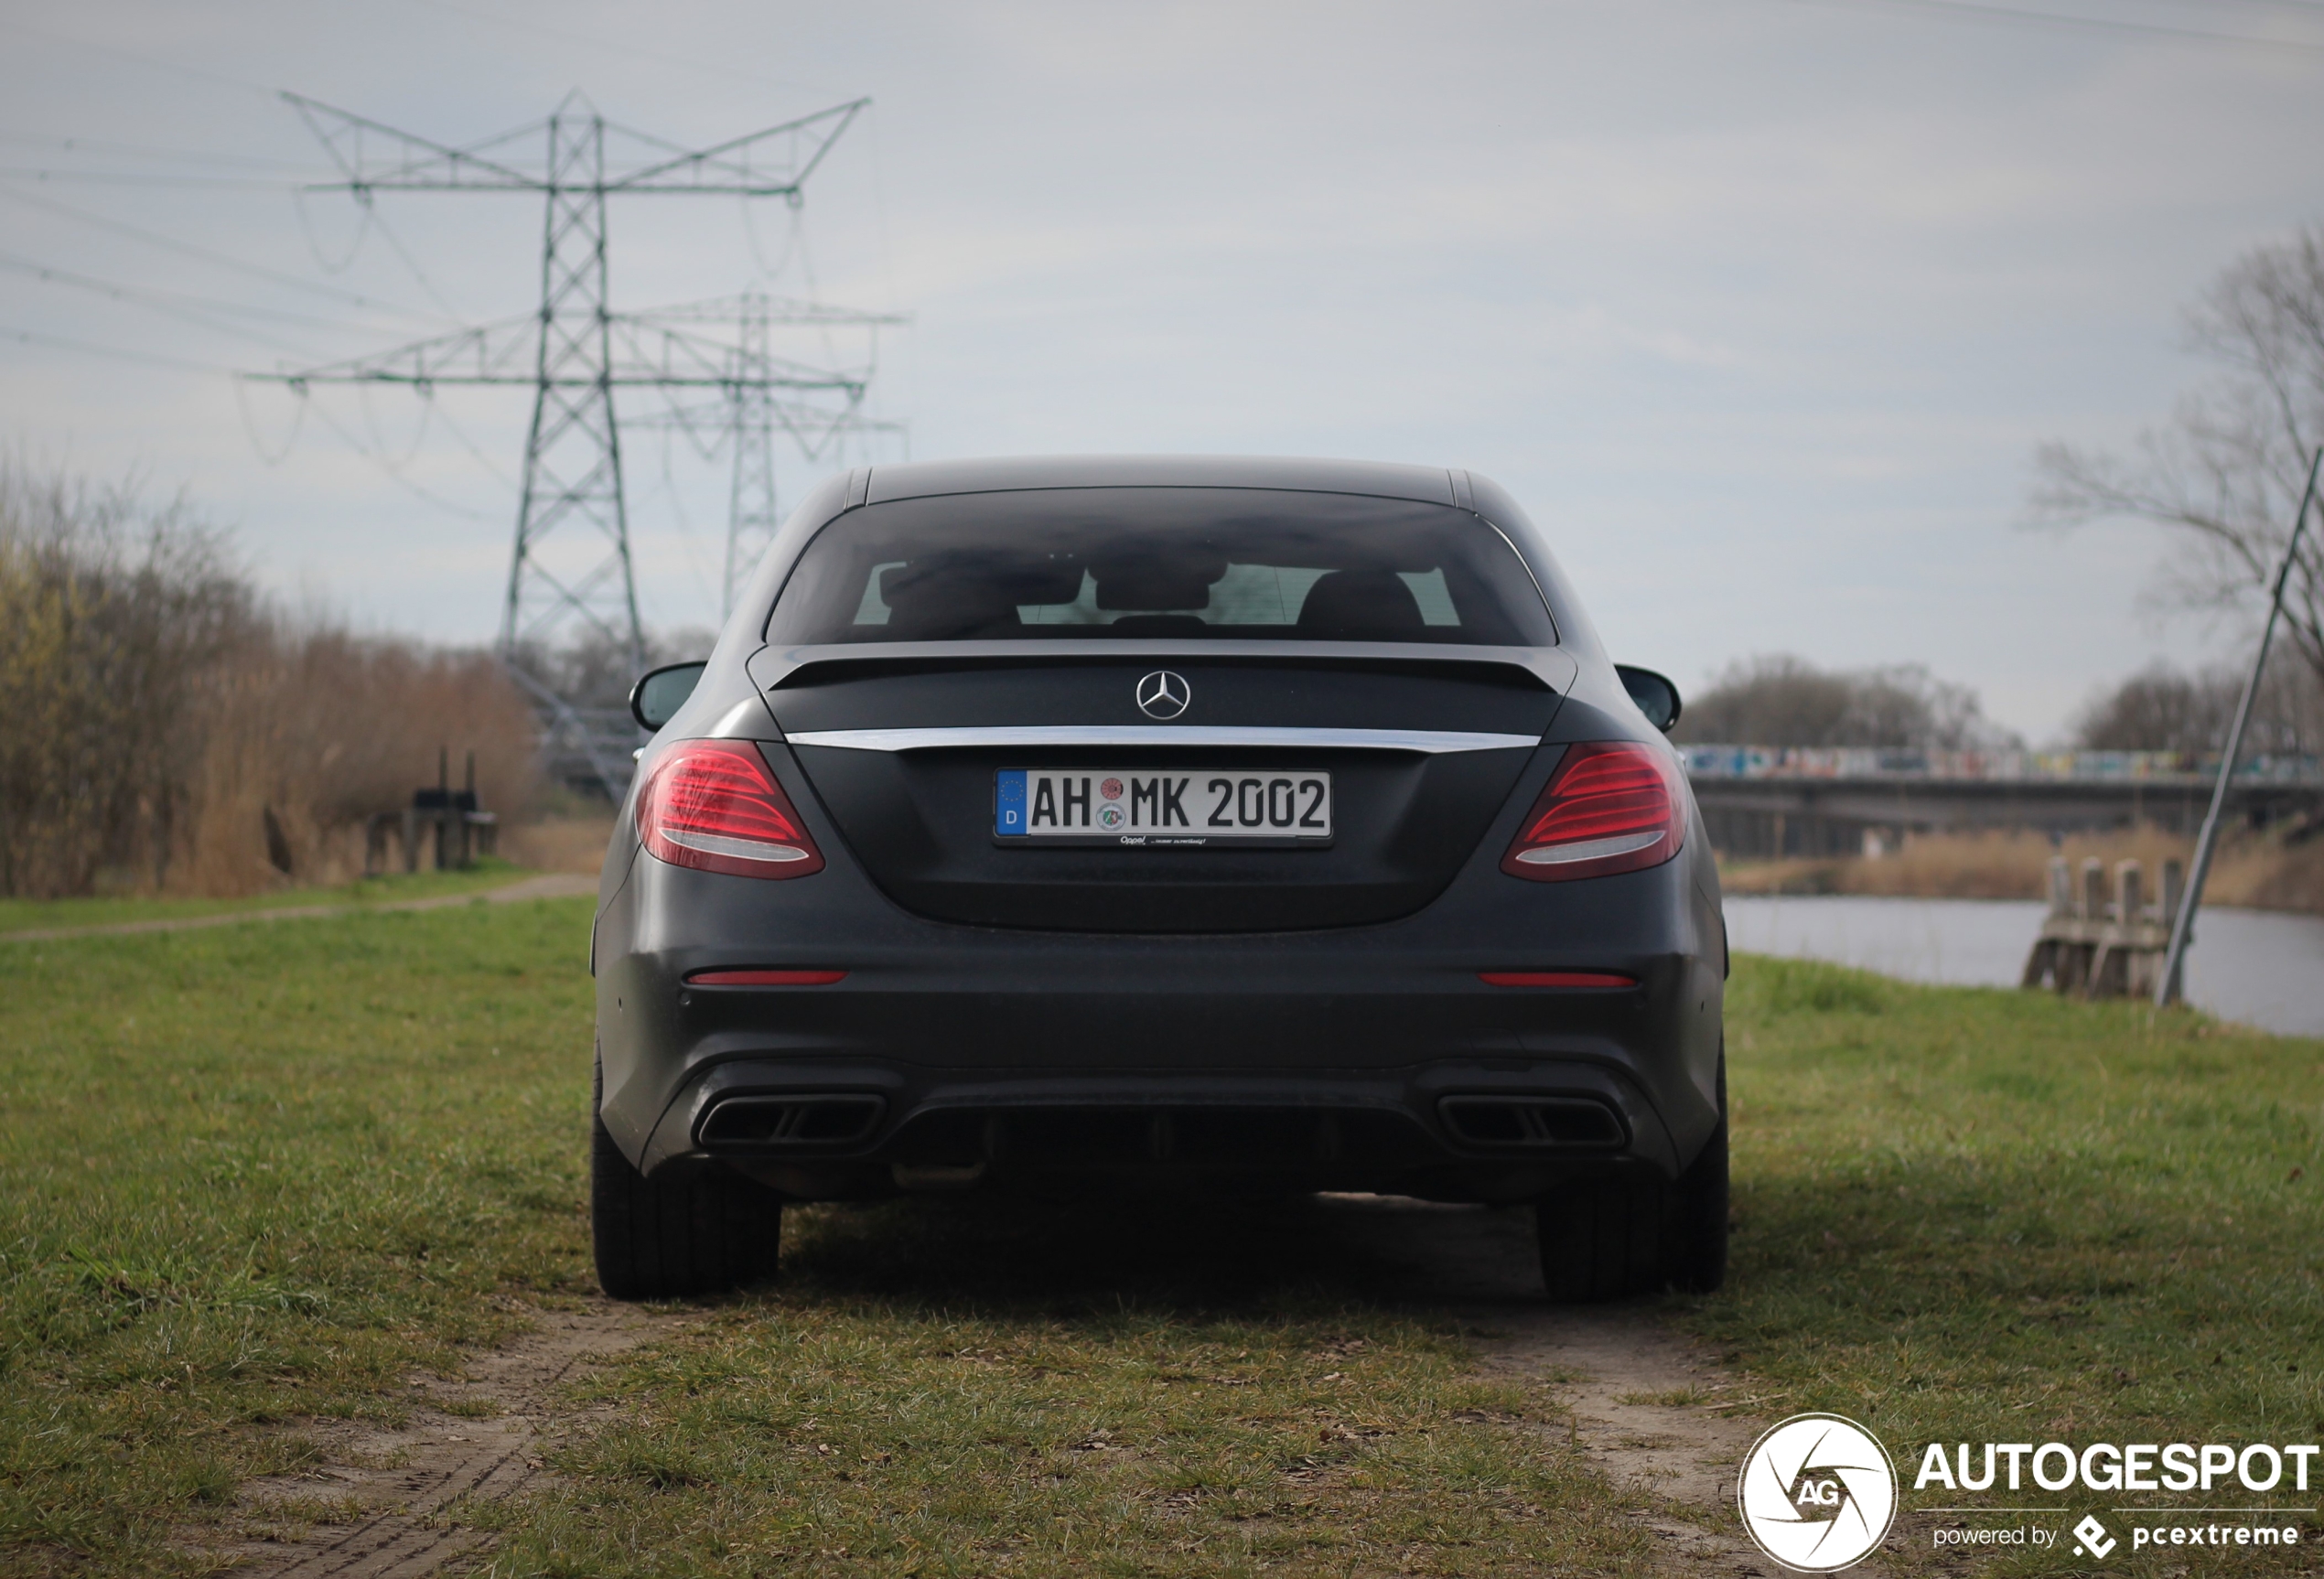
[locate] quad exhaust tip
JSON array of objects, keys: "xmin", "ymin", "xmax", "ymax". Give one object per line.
[
  {"xmin": 698, "ymin": 1093, "xmax": 885, "ymax": 1149},
  {"xmin": 1437, "ymin": 1096, "xmax": 1626, "ymax": 1149}
]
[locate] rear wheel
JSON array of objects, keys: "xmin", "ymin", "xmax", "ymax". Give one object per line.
[
  {"xmin": 1536, "ymin": 1054, "xmax": 1728, "ymax": 1301},
  {"xmin": 591, "ymin": 1061, "xmax": 783, "ymax": 1300},
  {"xmin": 1664, "ymin": 1058, "xmax": 1729, "ymax": 1294}
]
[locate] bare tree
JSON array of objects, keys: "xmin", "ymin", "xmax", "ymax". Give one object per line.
[
  {"xmin": 1673, "ymin": 653, "xmax": 2019, "ymax": 749},
  {"xmin": 2071, "ymin": 660, "xmax": 2324, "ymax": 757},
  {"xmin": 2034, "ymin": 225, "xmax": 2324, "ymax": 680}
]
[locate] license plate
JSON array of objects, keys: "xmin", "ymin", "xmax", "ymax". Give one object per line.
[{"xmin": 995, "ymin": 768, "xmax": 1333, "ymax": 844}]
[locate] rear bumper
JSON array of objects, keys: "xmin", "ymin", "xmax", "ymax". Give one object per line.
[
  {"xmin": 639, "ymin": 1055, "xmax": 1673, "ymax": 1203},
  {"xmin": 593, "ymin": 820, "xmax": 1727, "ymax": 1200}
]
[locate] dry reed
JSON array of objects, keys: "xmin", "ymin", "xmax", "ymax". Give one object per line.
[{"xmin": 1719, "ymin": 825, "xmax": 2324, "ymax": 914}]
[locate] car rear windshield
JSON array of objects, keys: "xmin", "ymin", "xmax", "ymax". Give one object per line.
[{"xmin": 766, "ymin": 488, "xmax": 1557, "ymax": 646}]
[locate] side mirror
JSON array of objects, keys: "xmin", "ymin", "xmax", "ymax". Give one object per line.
[
  {"xmin": 629, "ymin": 661, "xmax": 707, "ymax": 732},
  {"xmin": 1615, "ymin": 664, "xmax": 1682, "ymax": 733}
]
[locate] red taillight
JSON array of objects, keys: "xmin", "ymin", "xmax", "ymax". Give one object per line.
[
  {"xmin": 685, "ymin": 969, "xmax": 846, "ymax": 986},
  {"xmin": 636, "ymin": 740, "xmax": 824, "ymax": 879},
  {"xmin": 1501, "ymin": 741, "xmax": 1684, "ymax": 882},
  {"xmin": 1479, "ymin": 971, "xmax": 1637, "ymax": 988}
]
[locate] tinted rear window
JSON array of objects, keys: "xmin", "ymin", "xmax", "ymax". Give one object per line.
[{"xmin": 766, "ymin": 488, "xmax": 1556, "ymax": 646}]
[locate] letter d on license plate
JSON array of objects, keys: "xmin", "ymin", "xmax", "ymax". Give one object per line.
[{"xmin": 995, "ymin": 768, "xmax": 1332, "ymax": 845}]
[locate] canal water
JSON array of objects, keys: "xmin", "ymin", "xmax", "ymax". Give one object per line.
[{"xmin": 1722, "ymin": 894, "xmax": 2324, "ymax": 1038}]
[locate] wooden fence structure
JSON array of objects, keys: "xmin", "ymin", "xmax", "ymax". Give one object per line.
[{"xmin": 2021, "ymin": 854, "xmax": 2182, "ymax": 1001}]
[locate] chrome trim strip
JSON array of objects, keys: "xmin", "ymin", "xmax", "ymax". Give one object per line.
[
  {"xmin": 662, "ymin": 829, "xmax": 813, "ymax": 863},
  {"xmin": 1512, "ymin": 831, "xmax": 1666, "ymax": 865},
  {"xmin": 785, "ymin": 725, "xmax": 1542, "ymax": 754}
]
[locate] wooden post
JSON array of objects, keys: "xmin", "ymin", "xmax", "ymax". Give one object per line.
[
  {"xmin": 2080, "ymin": 858, "xmax": 2104, "ymax": 921},
  {"xmin": 2116, "ymin": 860, "xmax": 2143, "ymax": 927},
  {"xmin": 2048, "ymin": 855, "xmax": 2071, "ymax": 918}
]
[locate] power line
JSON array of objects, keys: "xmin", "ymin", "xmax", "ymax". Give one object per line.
[
  {"xmin": 420, "ymin": 392, "xmax": 522, "ymax": 489},
  {"xmin": 0, "ymin": 324, "xmax": 511, "ymax": 517},
  {"xmin": 0, "ymin": 326, "xmax": 225, "ymax": 375},
  {"xmin": 0, "ymin": 167, "xmax": 308, "ymax": 189},
  {"xmin": 359, "ymin": 202, "xmax": 468, "ymax": 321},
  {"xmin": 0, "ymin": 252, "xmax": 413, "ymax": 334},
  {"xmin": 294, "ymin": 392, "xmax": 496, "ymax": 521},
  {"xmin": 0, "ymin": 16, "xmax": 277, "ymax": 97},
  {"xmin": 0, "ymin": 183, "xmax": 457, "ymax": 326},
  {"xmin": 0, "ymin": 254, "xmax": 330, "ymax": 359},
  {"xmin": 0, "ymin": 129, "xmax": 328, "ymax": 172},
  {"xmin": 1775, "ymin": 0, "xmax": 2324, "ymax": 56}
]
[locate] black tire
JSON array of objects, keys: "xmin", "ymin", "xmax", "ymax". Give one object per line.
[
  {"xmin": 1664, "ymin": 1111, "xmax": 1729, "ymax": 1294},
  {"xmin": 591, "ymin": 1061, "xmax": 782, "ymax": 1301},
  {"xmin": 1537, "ymin": 1174, "xmax": 1663, "ymax": 1303}
]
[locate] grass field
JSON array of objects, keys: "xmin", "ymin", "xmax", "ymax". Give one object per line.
[
  {"xmin": 0, "ymin": 861, "xmax": 532, "ymax": 936},
  {"xmin": 1693, "ymin": 959, "xmax": 2324, "ymax": 1574},
  {"xmin": 2, "ymin": 897, "xmax": 2319, "ymax": 1576}
]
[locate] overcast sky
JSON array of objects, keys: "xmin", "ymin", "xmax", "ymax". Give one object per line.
[{"xmin": 5, "ymin": 0, "xmax": 2323, "ymax": 740}]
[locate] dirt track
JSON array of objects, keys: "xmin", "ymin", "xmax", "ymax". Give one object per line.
[
  {"xmin": 0, "ymin": 874, "xmax": 597, "ymax": 944},
  {"xmin": 217, "ymin": 1301, "xmax": 682, "ymax": 1579},
  {"xmin": 215, "ymin": 1195, "xmax": 1769, "ymax": 1578},
  {"xmin": 1318, "ymin": 1195, "xmax": 1776, "ymax": 1576}
]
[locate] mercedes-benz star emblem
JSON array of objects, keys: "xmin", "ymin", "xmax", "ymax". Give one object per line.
[{"xmin": 1135, "ymin": 671, "xmax": 1191, "ymax": 720}]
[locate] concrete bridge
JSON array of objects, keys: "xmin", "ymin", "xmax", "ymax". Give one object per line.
[{"xmin": 1682, "ymin": 746, "xmax": 2324, "ymax": 858}]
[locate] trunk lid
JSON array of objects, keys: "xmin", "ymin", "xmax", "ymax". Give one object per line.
[{"xmin": 762, "ymin": 653, "xmax": 1564, "ymax": 931}]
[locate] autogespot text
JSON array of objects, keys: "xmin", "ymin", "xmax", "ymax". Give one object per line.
[
  {"xmin": 1917, "ymin": 1440, "xmax": 2313, "ymax": 1559},
  {"xmin": 1914, "ymin": 1440, "xmax": 2320, "ymax": 1494}
]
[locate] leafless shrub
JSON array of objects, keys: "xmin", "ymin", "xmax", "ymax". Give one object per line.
[
  {"xmin": 0, "ymin": 461, "xmax": 541, "ymax": 898},
  {"xmin": 0, "ymin": 465, "xmax": 252, "ymax": 895}
]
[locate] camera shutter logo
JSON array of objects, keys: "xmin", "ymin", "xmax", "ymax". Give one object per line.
[
  {"xmin": 1135, "ymin": 671, "xmax": 1190, "ymax": 719},
  {"xmin": 1737, "ymin": 1413, "xmax": 1898, "ymax": 1572}
]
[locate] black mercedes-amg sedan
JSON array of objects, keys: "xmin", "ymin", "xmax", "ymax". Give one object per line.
[{"xmin": 590, "ymin": 455, "xmax": 1727, "ymax": 1302}]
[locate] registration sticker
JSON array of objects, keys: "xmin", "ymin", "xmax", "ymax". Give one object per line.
[{"xmin": 995, "ymin": 768, "xmax": 1332, "ymax": 845}]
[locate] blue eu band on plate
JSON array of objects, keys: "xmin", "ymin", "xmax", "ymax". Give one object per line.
[{"xmin": 995, "ymin": 768, "xmax": 1333, "ymax": 843}]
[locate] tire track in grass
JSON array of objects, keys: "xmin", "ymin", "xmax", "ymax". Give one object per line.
[
  {"xmin": 211, "ymin": 1198, "xmax": 1770, "ymax": 1578},
  {"xmin": 212, "ymin": 1300, "xmax": 686, "ymax": 1578},
  {"xmin": 1482, "ymin": 1314, "xmax": 1773, "ymax": 1576},
  {"xmin": 1318, "ymin": 1193, "xmax": 1775, "ymax": 1576}
]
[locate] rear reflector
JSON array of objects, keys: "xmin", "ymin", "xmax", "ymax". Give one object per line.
[
  {"xmin": 1501, "ymin": 741, "xmax": 1684, "ymax": 882},
  {"xmin": 1478, "ymin": 971, "xmax": 1636, "ymax": 989},
  {"xmin": 685, "ymin": 969, "xmax": 847, "ymax": 986},
  {"xmin": 636, "ymin": 739, "xmax": 824, "ymax": 879}
]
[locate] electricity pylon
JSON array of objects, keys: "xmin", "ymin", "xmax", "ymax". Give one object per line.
[
  {"xmin": 634, "ymin": 291, "xmax": 907, "ymax": 614},
  {"xmin": 258, "ymin": 90, "xmax": 878, "ymax": 790}
]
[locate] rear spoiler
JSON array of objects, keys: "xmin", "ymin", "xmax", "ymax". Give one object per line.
[{"xmin": 748, "ymin": 641, "xmax": 1576, "ymax": 697}]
